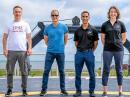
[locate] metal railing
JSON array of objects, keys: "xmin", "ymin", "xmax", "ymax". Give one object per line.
[{"xmin": 0, "ymin": 53, "xmax": 130, "ymax": 77}]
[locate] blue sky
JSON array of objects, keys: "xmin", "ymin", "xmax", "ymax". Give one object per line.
[{"xmin": 0, "ymin": 0, "xmax": 130, "ymax": 61}]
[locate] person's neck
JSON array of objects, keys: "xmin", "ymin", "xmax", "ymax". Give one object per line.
[
  {"xmin": 110, "ymin": 18, "xmax": 116, "ymax": 23},
  {"xmin": 53, "ymin": 22, "xmax": 59, "ymax": 27},
  {"xmin": 82, "ymin": 23, "xmax": 89, "ymax": 29},
  {"xmin": 14, "ymin": 18, "xmax": 21, "ymax": 22}
]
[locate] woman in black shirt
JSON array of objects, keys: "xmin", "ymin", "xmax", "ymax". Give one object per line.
[{"xmin": 101, "ymin": 6, "xmax": 126, "ymax": 97}]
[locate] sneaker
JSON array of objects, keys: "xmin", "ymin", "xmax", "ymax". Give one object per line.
[
  {"xmin": 89, "ymin": 91, "xmax": 95, "ymax": 97},
  {"xmin": 5, "ymin": 89, "xmax": 12, "ymax": 96},
  {"xmin": 102, "ymin": 92, "xmax": 107, "ymax": 97},
  {"xmin": 40, "ymin": 90, "xmax": 47, "ymax": 96},
  {"xmin": 119, "ymin": 92, "xmax": 124, "ymax": 97},
  {"xmin": 22, "ymin": 89, "xmax": 28, "ymax": 96},
  {"xmin": 60, "ymin": 90, "xmax": 68, "ymax": 96},
  {"xmin": 73, "ymin": 91, "xmax": 81, "ymax": 97}
]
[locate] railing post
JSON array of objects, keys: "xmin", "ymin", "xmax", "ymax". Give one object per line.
[
  {"xmin": 128, "ymin": 53, "xmax": 130, "ymax": 76},
  {"xmin": 101, "ymin": 52, "xmax": 103, "ymax": 76}
]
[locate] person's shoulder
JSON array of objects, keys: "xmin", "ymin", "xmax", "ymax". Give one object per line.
[
  {"xmin": 89, "ymin": 25, "xmax": 98, "ymax": 33},
  {"xmin": 59, "ymin": 23, "xmax": 67, "ymax": 27},
  {"xmin": 45, "ymin": 24, "xmax": 52, "ymax": 29},
  {"xmin": 21, "ymin": 20, "xmax": 29, "ymax": 25},
  {"xmin": 6, "ymin": 20, "xmax": 14, "ymax": 28},
  {"xmin": 75, "ymin": 26, "xmax": 82, "ymax": 32},
  {"xmin": 89, "ymin": 24, "xmax": 95, "ymax": 29},
  {"xmin": 102, "ymin": 20, "xmax": 109, "ymax": 26},
  {"xmin": 117, "ymin": 20, "xmax": 125, "ymax": 25}
]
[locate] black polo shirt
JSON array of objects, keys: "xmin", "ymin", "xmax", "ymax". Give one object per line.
[
  {"xmin": 101, "ymin": 20, "xmax": 126, "ymax": 51},
  {"xmin": 74, "ymin": 24, "xmax": 99, "ymax": 51}
]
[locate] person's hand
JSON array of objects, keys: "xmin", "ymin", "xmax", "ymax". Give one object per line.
[
  {"xmin": 3, "ymin": 49, "xmax": 8, "ymax": 57},
  {"xmin": 27, "ymin": 48, "xmax": 32, "ymax": 56}
]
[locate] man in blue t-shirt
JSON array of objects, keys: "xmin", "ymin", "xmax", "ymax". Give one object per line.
[{"xmin": 40, "ymin": 9, "xmax": 68, "ymax": 96}]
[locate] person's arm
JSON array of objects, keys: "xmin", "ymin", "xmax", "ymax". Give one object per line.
[
  {"xmin": 120, "ymin": 21, "xmax": 127, "ymax": 44},
  {"xmin": 75, "ymin": 41, "xmax": 78, "ymax": 47},
  {"xmin": 101, "ymin": 33, "xmax": 105, "ymax": 46},
  {"xmin": 64, "ymin": 33, "xmax": 68, "ymax": 45},
  {"xmin": 122, "ymin": 32, "xmax": 126, "ymax": 44},
  {"xmin": 26, "ymin": 33, "xmax": 32, "ymax": 55},
  {"xmin": 44, "ymin": 35, "xmax": 48, "ymax": 46},
  {"xmin": 93, "ymin": 40, "xmax": 98, "ymax": 51},
  {"xmin": 2, "ymin": 33, "xmax": 8, "ymax": 57}
]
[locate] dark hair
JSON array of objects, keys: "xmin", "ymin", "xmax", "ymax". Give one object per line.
[
  {"xmin": 81, "ymin": 11, "xmax": 90, "ymax": 16},
  {"xmin": 108, "ymin": 6, "xmax": 120, "ymax": 19},
  {"xmin": 13, "ymin": 5, "xmax": 22, "ymax": 11}
]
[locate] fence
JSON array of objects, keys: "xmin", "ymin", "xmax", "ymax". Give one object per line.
[{"xmin": 0, "ymin": 53, "xmax": 130, "ymax": 77}]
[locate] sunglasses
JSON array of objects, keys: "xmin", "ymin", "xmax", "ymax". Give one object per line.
[{"xmin": 51, "ymin": 15, "xmax": 59, "ymax": 17}]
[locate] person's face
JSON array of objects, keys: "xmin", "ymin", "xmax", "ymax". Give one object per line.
[
  {"xmin": 81, "ymin": 12, "xmax": 90, "ymax": 24},
  {"xmin": 109, "ymin": 8, "xmax": 118, "ymax": 19},
  {"xmin": 13, "ymin": 8, "xmax": 22, "ymax": 20},
  {"xmin": 51, "ymin": 11, "xmax": 59, "ymax": 23}
]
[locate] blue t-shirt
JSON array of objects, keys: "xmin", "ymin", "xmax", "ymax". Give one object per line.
[{"xmin": 43, "ymin": 23, "xmax": 68, "ymax": 53}]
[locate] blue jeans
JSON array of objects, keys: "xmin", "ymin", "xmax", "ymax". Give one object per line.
[
  {"xmin": 75, "ymin": 50, "xmax": 95, "ymax": 93},
  {"xmin": 102, "ymin": 51, "xmax": 124, "ymax": 86},
  {"xmin": 42, "ymin": 52, "xmax": 65, "ymax": 91}
]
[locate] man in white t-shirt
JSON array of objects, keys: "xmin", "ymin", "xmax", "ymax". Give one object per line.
[{"xmin": 2, "ymin": 5, "xmax": 32, "ymax": 96}]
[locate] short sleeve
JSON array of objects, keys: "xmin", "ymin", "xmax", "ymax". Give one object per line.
[
  {"xmin": 44, "ymin": 26, "xmax": 48, "ymax": 36},
  {"xmin": 74, "ymin": 29, "xmax": 79, "ymax": 41},
  {"xmin": 3, "ymin": 25, "xmax": 8, "ymax": 34},
  {"xmin": 120, "ymin": 21, "xmax": 127, "ymax": 33},
  {"xmin": 63, "ymin": 24, "xmax": 69, "ymax": 34},
  {"xmin": 93, "ymin": 28, "xmax": 99, "ymax": 41},
  {"xmin": 25, "ymin": 23, "xmax": 31, "ymax": 33},
  {"xmin": 101, "ymin": 23, "xmax": 105, "ymax": 33}
]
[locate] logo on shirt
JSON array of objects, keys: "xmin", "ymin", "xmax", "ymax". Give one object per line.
[
  {"xmin": 87, "ymin": 31, "xmax": 93, "ymax": 36},
  {"xmin": 12, "ymin": 26, "xmax": 23, "ymax": 32}
]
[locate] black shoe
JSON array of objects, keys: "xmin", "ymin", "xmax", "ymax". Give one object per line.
[
  {"xmin": 89, "ymin": 91, "xmax": 95, "ymax": 97},
  {"xmin": 5, "ymin": 89, "xmax": 12, "ymax": 96},
  {"xmin": 60, "ymin": 90, "xmax": 68, "ymax": 96},
  {"xmin": 73, "ymin": 91, "xmax": 81, "ymax": 97},
  {"xmin": 40, "ymin": 90, "xmax": 47, "ymax": 96},
  {"xmin": 22, "ymin": 89, "xmax": 28, "ymax": 96},
  {"xmin": 119, "ymin": 92, "xmax": 124, "ymax": 97},
  {"xmin": 102, "ymin": 92, "xmax": 107, "ymax": 97}
]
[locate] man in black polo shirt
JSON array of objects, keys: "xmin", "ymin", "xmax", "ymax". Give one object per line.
[{"xmin": 73, "ymin": 11, "xmax": 99, "ymax": 97}]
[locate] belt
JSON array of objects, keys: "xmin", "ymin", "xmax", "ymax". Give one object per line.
[{"xmin": 77, "ymin": 49, "xmax": 92, "ymax": 52}]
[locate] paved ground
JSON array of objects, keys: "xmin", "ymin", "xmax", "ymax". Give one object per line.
[{"xmin": 0, "ymin": 77, "xmax": 130, "ymax": 97}]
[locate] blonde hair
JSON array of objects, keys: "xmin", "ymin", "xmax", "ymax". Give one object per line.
[{"xmin": 51, "ymin": 9, "xmax": 59, "ymax": 15}]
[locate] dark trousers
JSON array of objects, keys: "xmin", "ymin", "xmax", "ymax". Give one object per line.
[
  {"xmin": 102, "ymin": 51, "xmax": 124, "ymax": 86},
  {"xmin": 42, "ymin": 52, "xmax": 65, "ymax": 91},
  {"xmin": 75, "ymin": 50, "xmax": 95, "ymax": 93},
  {"xmin": 6, "ymin": 51, "xmax": 28, "ymax": 89}
]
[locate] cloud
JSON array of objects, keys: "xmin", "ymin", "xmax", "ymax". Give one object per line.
[{"xmin": 0, "ymin": 0, "xmax": 130, "ymax": 56}]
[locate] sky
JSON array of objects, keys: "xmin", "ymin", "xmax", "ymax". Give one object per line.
[{"xmin": 0, "ymin": 0, "xmax": 130, "ymax": 62}]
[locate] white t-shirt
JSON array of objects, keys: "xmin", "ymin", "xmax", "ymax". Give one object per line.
[{"xmin": 4, "ymin": 20, "xmax": 31, "ymax": 51}]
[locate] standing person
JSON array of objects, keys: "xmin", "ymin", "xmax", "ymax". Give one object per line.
[
  {"xmin": 3, "ymin": 5, "xmax": 32, "ymax": 96},
  {"xmin": 101, "ymin": 6, "xmax": 126, "ymax": 97},
  {"xmin": 40, "ymin": 9, "xmax": 68, "ymax": 96},
  {"xmin": 73, "ymin": 11, "xmax": 99, "ymax": 97}
]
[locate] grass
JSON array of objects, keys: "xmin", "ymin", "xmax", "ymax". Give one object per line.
[
  {"xmin": 0, "ymin": 69, "xmax": 6, "ymax": 76},
  {"xmin": 0, "ymin": 69, "xmax": 129, "ymax": 77}
]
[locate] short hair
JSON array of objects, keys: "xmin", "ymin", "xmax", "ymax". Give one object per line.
[
  {"xmin": 51, "ymin": 9, "xmax": 59, "ymax": 15},
  {"xmin": 108, "ymin": 6, "xmax": 120, "ymax": 19},
  {"xmin": 81, "ymin": 11, "xmax": 90, "ymax": 16},
  {"xmin": 13, "ymin": 5, "xmax": 22, "ymax": 11}
]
